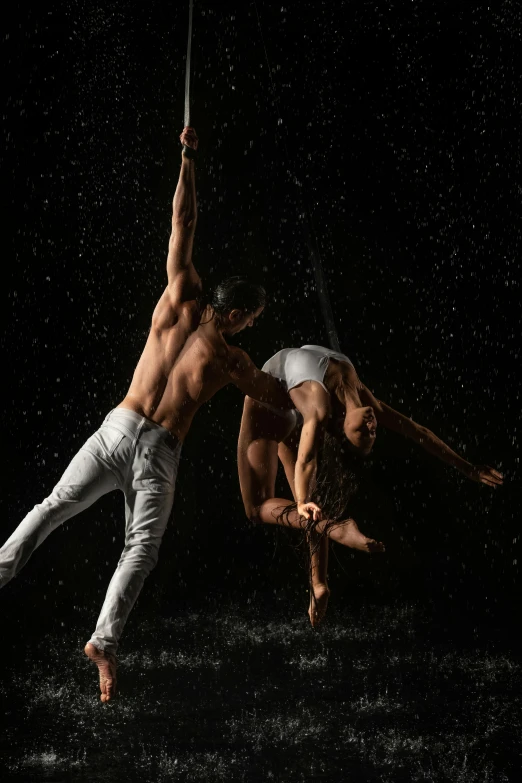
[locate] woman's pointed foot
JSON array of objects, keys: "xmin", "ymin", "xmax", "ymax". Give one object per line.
[
  {"xmin": 308, "ymin": 583, "xmax": 330, "ymax": 628},
  {"xmin": 330, "ymin": 519, "xmax": 385, "ymax": 553}
]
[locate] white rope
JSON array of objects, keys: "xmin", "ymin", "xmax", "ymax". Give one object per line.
[{"xmin": 184, "ymin": 0, "xmax": 194, "ymax": 127}]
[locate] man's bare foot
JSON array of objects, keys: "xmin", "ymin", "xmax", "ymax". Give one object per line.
[
  {"xmin": 84, "ymin": 643, "xmax": 117, "ymax": 703},
  {"xmin": 329, "ymin": 518, "xmax": 385, "ymax": 553},
  {"xmin": 308, "ymin": 583, "xmax": 330, "ymax": 628}
]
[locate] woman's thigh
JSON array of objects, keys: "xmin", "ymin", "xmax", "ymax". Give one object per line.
[
  {"xmin": 277, "ymin": 423, "xmax": 302, "ymax": 500},
  {"xmin": 237, "ymin": 397, "xmax": 296, "ymax": 514}
]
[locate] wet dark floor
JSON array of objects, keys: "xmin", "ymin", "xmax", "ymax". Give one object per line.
[{"xmin": 1, "ymin": 597, "xmax": 520, "ymax": 782}]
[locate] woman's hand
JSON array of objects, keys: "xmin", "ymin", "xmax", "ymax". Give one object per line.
[
  {"xmin": 466, "ymin": 464, "xmax": 504, "ymax": 487},
  {"xmin": 297, "ymin": 502, "xmax": 323, "ymax": 521}
]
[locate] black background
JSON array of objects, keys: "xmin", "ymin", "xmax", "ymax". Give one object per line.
[{"xmin": 2, "ymin": 0, "xmax": 520, "ymax": 640}]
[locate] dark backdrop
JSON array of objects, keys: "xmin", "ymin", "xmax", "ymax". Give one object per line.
[{"xmin": 2, "ymin": 0, "xmax": 520, "ymax": 638}]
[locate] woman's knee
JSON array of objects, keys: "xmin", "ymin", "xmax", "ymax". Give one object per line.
[{"xmin": 243, "ymin": 500, "xmax": 263, "ymax": 525}]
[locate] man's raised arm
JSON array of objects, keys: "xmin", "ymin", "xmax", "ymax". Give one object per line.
[{"xmin": 166, "ymin": 127, "xmax": 202, "ymax": 305}]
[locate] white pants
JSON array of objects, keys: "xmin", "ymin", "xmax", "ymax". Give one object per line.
[{"xmin": 0, "ymin": 408, "xmax": 181, "ymax": 654}]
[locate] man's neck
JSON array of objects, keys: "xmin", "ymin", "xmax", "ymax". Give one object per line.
[{"xmin": 197, "ymin": 308, "xmax": 230, "ymax": 343}]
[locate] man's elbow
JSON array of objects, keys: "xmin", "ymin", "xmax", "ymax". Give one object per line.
[{"xmin": 260, "ymin": 384, "xmax": 288, "ymax": 407}]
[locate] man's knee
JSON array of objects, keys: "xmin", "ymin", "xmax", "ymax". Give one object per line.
[
  {"xmin": 121, "ymin": 539, "xmax": 161, "ymax": 572},
  {"xmin": 34, "ymin": 487, "xmax": 85, "ymax": 522}
]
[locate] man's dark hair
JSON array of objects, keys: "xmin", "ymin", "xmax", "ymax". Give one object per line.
[{"xmin": 210, "ymin": 276, "xmax": 266, "ymax": 315}]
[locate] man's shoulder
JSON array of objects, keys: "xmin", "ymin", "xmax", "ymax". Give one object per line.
[
  {"xmin": 153, "ymin": 289, "xmax": 201, "ymax": 332},
  {"xmin": 177, "ymin": 298, "xmax": 202, "ymax": 324},
  {"xmin": 166, "ymin": 291, "xmax": 201, "ymax": 317},
  {"xmin": 226, "ymin": 344, "xmax": 247, "ymax": 358},
  {"xmin": 225, "ymin": 345, "xmax": 253, "ymax": 376}
]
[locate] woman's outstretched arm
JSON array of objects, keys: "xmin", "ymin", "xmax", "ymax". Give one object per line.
[{"xmin": 360, "ymin": 387, "xmax": 503, "ymax": 487}]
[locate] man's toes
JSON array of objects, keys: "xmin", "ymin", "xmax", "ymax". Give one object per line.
[
  {"xmin": 106, "ymin": 679, "xmax": 115, "ymax": 700},
  {"xmin": 101, "ymin": 679, "xmax": 114, "ymax": 703}
]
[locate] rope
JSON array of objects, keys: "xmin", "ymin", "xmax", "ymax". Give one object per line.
[
  {"xmin": 184, "ymin": 0, "xmax": 194, "ymax": 127},
  {"xmin": 252, "ymin": 1, "xmax": 341, "ymax": 352},
  {"xmin": 305, "ymin": 213, "xmax": 342, "ymax": 353}
]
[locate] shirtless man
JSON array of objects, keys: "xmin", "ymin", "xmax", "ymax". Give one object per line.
[{"xmin": 0, "ymin": 127, "xmax": 289, "ymax": 702}]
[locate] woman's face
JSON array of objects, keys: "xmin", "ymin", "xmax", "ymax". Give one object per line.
[{"xmin": 343, "ymin": 406, "xmax": 377, "ymax": 455}]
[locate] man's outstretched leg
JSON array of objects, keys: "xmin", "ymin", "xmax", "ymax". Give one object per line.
[
  {"xmin": 83, "ymin": 430, "xmax": 181, "ymax": 702},
  {"xmin": 83, "ymin": 494, "xmax": 175, "ymax": 702},
  {"xmin": 82, "ymin": 529, "xmax": 167, "ymax": 704},
  {"xmin": 0, "ymin": 437, "xmax": 121, "ymax": 587}
]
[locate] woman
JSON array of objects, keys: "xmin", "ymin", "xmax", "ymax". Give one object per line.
[{"xmin": 237, "ymin": 344, "xmax": 503, "ymax": 626}]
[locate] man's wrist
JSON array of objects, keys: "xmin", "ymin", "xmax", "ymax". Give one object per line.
[{"xmin": 182, "ymin": 145, "xmax": 197, "ymax": 160}]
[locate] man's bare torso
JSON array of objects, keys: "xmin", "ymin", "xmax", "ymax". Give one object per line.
[{"xmin": 118, "ymin": 290, "xmax": 242, "ymax": 441}]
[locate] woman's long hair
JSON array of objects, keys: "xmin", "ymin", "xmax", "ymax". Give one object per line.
[{"xmin": 278, "ymin": 430, "xmax": 361, "ymax": 542}]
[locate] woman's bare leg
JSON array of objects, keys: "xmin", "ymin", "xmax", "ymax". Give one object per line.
[
  {"xmin": 307, "ymin": 533, "xmax": 330, "ymax": 627},
  {"xmin": 238, "ymin": 397, "xmax": 295, "ymax": 520},
  {"xmin": 278, "ymin": 428, "xmax": 330, "ymax": 627},
  {"xmin": 255, "ymin": 498, "xmax": 384, "ymax": 552},
  {"xmin": 238, "ymin": 397, "xmax": 383, "ymax": 548}
]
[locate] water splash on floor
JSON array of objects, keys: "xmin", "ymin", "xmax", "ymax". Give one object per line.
[{"xmin": 2, "ymin": 601, "xmax": 520, "ymax": 782}]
